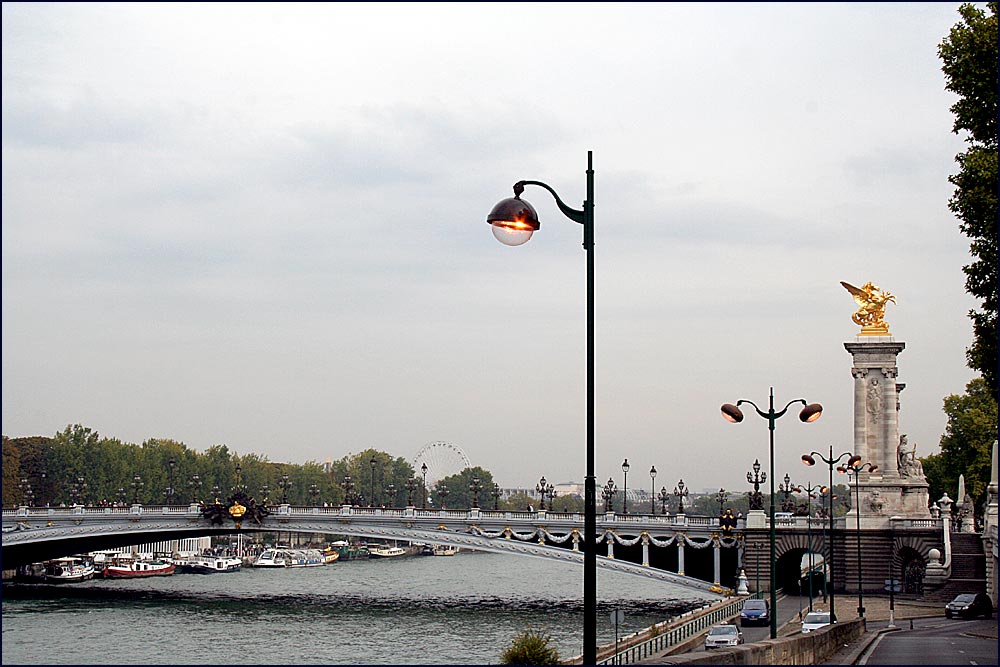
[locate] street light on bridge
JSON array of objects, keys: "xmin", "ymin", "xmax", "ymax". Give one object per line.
[
  {"xmin": 405, "ymin": 478, "xmax": 418, "ymax": 507},
  {"xmin": 189, "ymin": 474, "xmax": 202, "ymax": 504},
  {"xmin": 621, "ymin": 459, "xmax": 630, "ymax": 514},
  {"xmin": 721, "ymin": 388, "xmax": 823, "ymax": 639},
  {"xmin": 491, "ymin": 482, "xmax": 501, "ymax": 510},
  {"xmin": 469, "ymin": 478, "xmax": 482, "ymax": 509},
  {"xmin": 602, "ymin": 478, "xmax": 617, "ymax": 512},
  {"xmin": 369, "ymin": 456, "xmax": 377, "ymax": 508},
  {"xmin": 802, "ymin": 445, "xmax": 857, "ymax": 622},
  {"xmin": 278, "ymin": 473, "xmax": 291, "ymax": 505},
  {"xmin": 673, "ymin": 479, "xmax": 688, "ymax": 514},
  {"xmin": 793, "ymin": 480, "xmax": 825, "ymax": 613},
  {"xmin": 649, "ymin": 466, "xmax": 657, "ymax": 514},
  {"xmin": 838, "ymin": 457, "xmax": 877, "ymax": 619},
  {"xmin": 715, "ymin": 488, "xmax": 729, "ymax": 516},
  {"xmin": 421, "ymin": 463, "xmax": 428, "ymax": 509},
  {"xmin": 485, "ymin": 151, "xmax": 598, "ymax": 663},
  {"xmin": 131, "ymin": 475, "xmax": 143, "ymax": 505},
  {"xmin": 166, "ymin": 458, "xmax": 176, "ymax": 505},
  {"xmin": 658, "ymin": 486, "xmax": 670, "ymax": 515}
]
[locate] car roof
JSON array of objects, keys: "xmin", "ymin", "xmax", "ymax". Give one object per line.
[
  {"xmin": 744, "ymin": 599, "xmax": 767, "ymax": 606},
  {"xmin": 710, "ymin": 624, "xmax": 738, "ymax": 631}
]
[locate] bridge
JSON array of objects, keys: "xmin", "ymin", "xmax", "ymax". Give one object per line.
[{"xmin": 3, "ymin": 503, "xmax": 745, "ymax": 595}]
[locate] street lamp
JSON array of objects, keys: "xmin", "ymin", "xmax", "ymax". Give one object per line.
[
  {"xmin": 715, "ymin": 488, "xmax": 729, "ymax": 516},
  {"xmin": 803, "ymin": 445, "xmax": 856, "ymax": 622},
  {"xmin": 384, "ymin": 483, "xmax": 396, "ymax": 508},
  {"xmin": 309, "ymin": 483, "xmax": 320, "ymax": 505},
  {"xmin": 166, "ymin": 458, "xmax": 176, "ymax": 505},
  {"xmin": 278, "ymin": 473, "xmax": 291, "ymax": 504},
  {"xmin": 793, "ymin": 481, "xmax": 825, "ymax": 613},
  {"xmin": 405, "ymin": 478, "xmax": 418, "ymax": 507},
  {"xmin": 658, "ymin": 486, "xmax": 670, "ymax": 515},
  {"xmin": 649, "ymin": 466, "xmax": 657, "ymax": 514},
  {"xmin": 778, "ymin": 473, "xmax": 796, "ymax": 513},
  {"xmin": 621, "ymin": 459, "xmax": 630, "ymax": 514},
  {"xmin": 721, "ymin": 388, "xmax": 823, "ymax": 639},
  {"xmin": 469, "ymin": 478, "xmax": 482, "ymax": 509},
  {"xmin": 602, "ymin": 478, "xmax": 617, "ymax": 512},
  {"xmin": 486, "ymin": 151, "xmax": 597, "ymax": 663},
  {"xmin": 369, "ymin": 456, "xmax": 377, "ymax": 508},
  {"xmin": 492, "ymin": 482, "xmax": 501, "ymax": 510},
  {"xmin": 673, "ymin": 479, "xmax": 688, "ymax": 514},
  {"xmin": 838, "ymin": 457, "xmax": 878, "ymax": 619},
  {"xmin": 189, "ymin": 474, "xmax": 202, "ymax": 504},
  {"xmin": 131, "ymin": 474, "xmax": 144, "ymax": 504},
  {"xmin": 342, "ymin": 475, "xmax": 355, "ymax": 505},
  {"xmin": 438, "ymin": 483, "xmax": 449, "ymax": 510},
  {"xmin": 747, "ymin": 459, "xmax": 767, "ymax": 510},
  {"xmin": 536, "ymin": 475, "xmax": 549, "ymax": 511},
  {"xmin": 421, "ymin": 463, "xmax": 428, "ymax": 509}
]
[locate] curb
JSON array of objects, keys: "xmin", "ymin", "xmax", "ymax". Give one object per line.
[{"xmin": 840, "ymin": 625, "xmax": 900, "ymax": 665}]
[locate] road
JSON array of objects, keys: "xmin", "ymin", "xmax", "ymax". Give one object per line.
[{"xmin": 858, "ymin": 617, "xmax": 997, "ymax": 665}]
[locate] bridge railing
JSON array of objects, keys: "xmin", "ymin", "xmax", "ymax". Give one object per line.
[{"xmin": 593, "ymin": 592, "xmax": 763, "ymax": 665}]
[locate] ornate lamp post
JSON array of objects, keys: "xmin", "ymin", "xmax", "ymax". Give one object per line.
[
  {"xmin": 546, "ymin": 484, "xmax": 556, "ymax": 509},
  {"xmin": 438, "ymin": 483, "xmax": 449, "ymax": 510},
  {"xmin": 803, "ymin": 446, "xmax": 856, "ymax": 622},
  {"xmin": 838, "ymin": 457, "xmax": 878, "ymax": 619},
  {"xmin": 649, "ymin": 466, "xmax": 657, "ymax": 514},
  {"xmin": 278, "ymin": 473, "xmax": 291, "ymax": 504},
  {"xmin": 166, "ymin": 458, "xmax": 176, "ymax": 504},
  {"xmin": 308, "ymin": 483, "xmax": 320, "ymax": 505},
  {"xmin": 793, "ymin": 481, "xmax": 825, "ymax": 612},
  {"xmin": 492, "ymin": 482, "xmax": 501, "ymax": 510},
  {"xmin": 18, "ymin": 479, "xmax": 33, "ymax": 507},
  {"xmin": 131, "ymin": 474, "xmax": 144, "ymax": 504},
  {"xmin": 778, "ymin": 473, "xmax": 796, "ymax": 513},
  {"xmin": 715, "ymin": 488, "xmax": 729, "ymax": 516},
  {"xmin": 620, "ymin": 459, "xmax": 630, "ymax": 514},
  {"xmin": 189, "ymin": 474, "xmax": 202, "ymax": 504},
  {"xmin": 384, "ymin": 483, "xmax": 396, "ymax": 508},
  {"xmin": 673, "ymin": 479, "xmax": 688, "ymax": 514},
  {"xmin": 259, "ymin": 483, "xmax": 270, "ymax": 504},
  {"xmin": 341, "ymin": 475, "xmax": 355, "ymax": 505},
  {"xmin": 602, "ymin": 478, "xmax": 617, "ymax": 512},
  {"xmin": 116, "ymin": 487, "xmax": 127, "ymax": 505},
  {"xmin": 658, "ymin": 486, "xmax": 670, "ymax": 515},
  {"xmin": 369, "ymin": 456, "xmax": 377, "ymax": 508},
  {"xmin": 469, "ymin": 478, "xmax": 483, "ymax": 509},
  {"xmin": 721, "ymin": 389, "xmax": 823, "ymax": 639},
  {"xmin": 405, "ymin": 478, "xmax": 418, "ymax": 506},
  {"xmin": 486, "ymin": 152, "xmax": 598, "ymax": 663},
  {"xmin": 536, "ymin": 475, "xmax": 549, "ymax": 511},
  {"xmin": 39, "ymin": 469, "xmax": 48, "ymax": 507},
  {"xmin": 421, "ymin": 463, "xmax": 428, "ymax": 509},
  {"xmin": 747, "ymin": 459, "xmax": 767, "ymax": 510}
]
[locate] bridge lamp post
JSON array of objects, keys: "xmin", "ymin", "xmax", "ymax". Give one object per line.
[
  {"xmin": 166, "ymin": 458, "xmax": 176, "ymax": 505},
  {"xmin": 116, "ymin": 487, "xmax": 127, "ymax": 505},
  {"xmin": 716, "ymin": 488, "xmax": 729, "ymax": 517},
  {"xmin": 342, "ymin": 475, "xmax": 355, "ymax": 506},
  {"xmin": 793, "ymin": 481, "xmax": 824, "ymax": 613},
  {"xmin": 778, "ymin": 473, "xmax": 796, "ymax": 513},
  {"xmin": 658, "ymin": 486, "xmax": 670, "ymax": 515},
  {"xmin": 673, "ymin": 479, "xmax": 688, "ymax": 514},
  {"xmin": 369, "ymin": 456, "xmax": 377, "ymax": 508},
  {"xmin": 621, "ymin": 459, "xmax": 630, "ymax": 514},
  {"xmin": 536, "ymin": 476, "xmax": 548, "ymax": 511},
  {"xmin": 721, "ymin": 389, "xmax": 823, "ymax": 640},
  {"xmin": 469, "ymin": 478, "xmax": 482, "ymax": 509},
  {"xmin": 385, "ymin": 483, "xmax": 396, "ymax": 508},
  {"xmin": 485, "ymin": 151, "xmax": 597, "ymax": 664},
  {"xmin": 421, "ymin": 463, "xmax": 428, "ymax": 509},
  {"xmin": 131, "ymin": 475, "xmax": 144, "ymax": 505},
  {"xmin": 405, "ymin": 478, "xmax": 418, "ymax": 507},
  {"xmin": 189, "ymin": 474, "xmax": 202, "ymax": 504},
  {"xmin": 837, "ymin": 458, "xmax": 877, "ymax": 619},
  {"xmin": 649, "ymin": 466, "xmax": 657, "ymax": 514},
  {"xmin": 260, "ymin": 483, "xmax": 270, "ymax": 504},
  {"xmin": 278, "ymin": 473, "xmax": 291, "ymax": 505},
  {"xmin": 602, "ymin": 478, "xmax": 617, "ymax": 512},
  {"xmin": 803, "ymin": 446, "xmax": 856, "ymax": 622},
  {"xmin": 492, "ymin": 482, "xmax": 501, "ymax": 510},
  {"xmin": 438, "ymin": 484, "xmax": 449, "ymax": 510}
]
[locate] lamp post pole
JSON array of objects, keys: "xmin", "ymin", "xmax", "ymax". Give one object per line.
[
  {"xmin": 722, "ymin": 388, "xmax": 823, "ymax": 639},
  {"xmin": 803, "ymin": 446, "xmax": 856, "ymax": 622},
  {"xmin": 658, "ymin": 486, "xmax": 669, "ymax": 515},
  {"xmin": 486, "ymin": 151, "xmax": 597, "ymax": 665},
  {"xmin": 649, "ymin": 466, "xmax": 657, "ymax": 514},
  {"xmin": 673, "ymin": 479, "xmax": 688, "ymax": 514},
  {"xmin": 421, "ymin": 463, "xmax": 428, "ymax": 510},
  {"xmin": 537, "ymin": 475, "xmax": 548, "ymax": 511},
  {"xmin": 369, "ymin": 456, "xmax": 377, "ymax": 508},
  {"xmin": 167, "ymin": 458, "xmax": 176, "ymax": 505},
  {"xmin": 794, "ymin": 481, "xmax": 824, "ymax": 613},
  {"xmin": 839, "ymin": 459, "xmax": 877, "ymax": 619},
  {"xmin": 621, "ymin": 459, "xmax": 630, "ymax": 514},
  {"xmin": 492, "ymin": 482, "xmax": 501, "ymax": 510},
  {"xmin": 716, "ymin": 488, "xmax": 729, "ymax": 517}
]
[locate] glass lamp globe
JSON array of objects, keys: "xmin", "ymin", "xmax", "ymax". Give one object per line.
[{"xmin": 487, "ymin": 196, "xmax": 540, "ymax": 246}]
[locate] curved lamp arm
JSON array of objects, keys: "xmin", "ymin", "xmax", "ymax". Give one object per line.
[{"xmin": 514, "ymin": 180, "xmax": 585, "ymax": 224}]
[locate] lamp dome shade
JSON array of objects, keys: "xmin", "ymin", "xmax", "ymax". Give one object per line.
[
  {"xmin": 799, "ymin": 403, "xmax": 823, "ymax": 422},
  {"xmin": 721, "ymin": 404, "xmax": 744, "ymax": 423},
  {"xmin": 487, "ymin": 196, "xmax": 540, "ymax": 246}
]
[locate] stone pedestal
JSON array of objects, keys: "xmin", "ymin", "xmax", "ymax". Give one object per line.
[
  {"xmin": 745, "ymin": 509, "xmax": 766, "ymax": 529},
  {"xmin": 845, "ymin": 338, "xmax": 930, "ymax": 524}
]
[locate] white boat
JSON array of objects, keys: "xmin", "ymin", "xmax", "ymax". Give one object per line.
[
  {"xmin": 252, "ymin": 549, "xmax": 289, "ymax": 568},
  {"xmin": 432, "ymin": 545, "xmax": 459, "ymax": 556},
  {"xmin": 182, "ymin": 556, "xmax": 242, "ymax": 574},
  {"xmin": 285, "ymin": 548, "xmax": 325, "ymax": 567},
  {"xmin": 368, "ymin": 545, "xmax": 407, "ymax": 558},
  {"xmin": 44, "ymin": 557, "xmax": 96, "ymax": 583}
]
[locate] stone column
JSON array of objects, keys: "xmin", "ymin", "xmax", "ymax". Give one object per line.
[
  {"xmin": 713, "ymin": 539, "xmax": 721, "ymax": 586},
  {"xmin": 641, "ymin": 533, "xmax": 650, "ymax": 567},
  {"xmin": 851, "ymin": 368, "xmax": 869, "ymax": 464},
  {"xmin": 677, "ymin": 537, "xmax": 685, "ymax": 577}
]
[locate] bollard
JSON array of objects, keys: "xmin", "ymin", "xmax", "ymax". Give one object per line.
[{"xmin": 909, "ymin": 618, "xmax": 913, "ymax": 630}]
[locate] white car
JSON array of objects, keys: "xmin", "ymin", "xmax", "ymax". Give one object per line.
[
  {"xmin": 704, "ymin": 623, "xmax": 744, "ymax": 649},
  {"xmin": 801, "ymin": 611, "xmax": 832, "ymax": 633}
]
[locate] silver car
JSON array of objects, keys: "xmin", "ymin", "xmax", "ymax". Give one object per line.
[
  {"xmin": 704, "ymin": 623, "xmax": 744, "ymax": 649},
  {"xmin": 801, "ymin": 611, "xmax": 832, "ymax": 633}
]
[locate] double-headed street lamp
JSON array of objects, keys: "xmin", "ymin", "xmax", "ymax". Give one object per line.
[
  {"xmin": 189, "ymin": 474, "xmax": 202, "ymax": 504},
  {"xmin": 793, "ymin": 481, "xmax": 826, "ymax": 613},
  {"xmin": 721, "ymin": 388, "xmax": 823, "ymax": 639},
  {"xmin": 166, "ymin": 458, "xmax": 176, "ymax": 505},
  {"xmin": 621, "ymin": 459, "xmax": 630, "ymax": 514},
  {"xmin": 486, "ymin": 152, "xmax": 597, "ymax": 664},
  {"xmin": 802, "ymin": 446, "xmax": 857, "ymax": 622},
  {"xmin": 838, "ymin": 457, "xmax": 878, "ymax": 619}
]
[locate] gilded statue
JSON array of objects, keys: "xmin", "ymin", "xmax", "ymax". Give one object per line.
[{"xmin": 841, "ymin": 280, "xmax": 896, "ymax": 335}]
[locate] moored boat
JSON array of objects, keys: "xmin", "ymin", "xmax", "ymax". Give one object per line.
[
  {"xmin": 44, "ymin": 557, "xmax": 96, "ymax": 582},
  {"xmin": 252, "ymin": 549, "xmax": 289, "ymax": 568},
  {"xmin": 322, "ymin": 547, "xmax": 340, "ymax": 564},
  {"xmin": 103, "ymin": 556, "xmax": 175, "ymax": 578},
  {"xmin": 368, "ymin": 545, "xmax": 406, "ymax": 558},
  {"xmin": 432, "ymin": 545, "xmax": 459, "ymax": 556},
  {"xmin": 181, "ymin": 556, "xmax": 242, "ymax": 574}
]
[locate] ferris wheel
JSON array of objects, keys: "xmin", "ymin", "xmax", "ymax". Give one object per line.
[{"xmin": 412, "ymin": 441, "xmax": 472, "ymax": 486}]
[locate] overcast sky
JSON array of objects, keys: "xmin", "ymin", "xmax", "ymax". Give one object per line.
[{"xmin": 2, "ymin": 3, "xmax": 981, "ymax": 492}]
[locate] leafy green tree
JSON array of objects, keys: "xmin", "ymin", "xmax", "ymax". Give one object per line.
[
  {"xmin": 921, "ymin": 377, "xmax": 997, "ymax": 519},
  {"xmin": 499, "ymin": 627, "xmax": 561, "ymax": 665},
  {"xmin": 550, "ymin": 492, "xmax": 584, "ymax": 513},
  {"xmin": 434, "ymin": 466, "xmax": 496, "ymax": 509},
  {"xmin": 503, "ymin": 492, "xmax": 535, "ymax": 511},
  {"xmin": 939, "ymin": 2, "xmax": 998, "ymax": 399}
]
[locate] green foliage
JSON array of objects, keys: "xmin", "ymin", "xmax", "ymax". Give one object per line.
[
  {"xmin": 939, "ymin": 2, "xmax": 998, "ymax": 398},
  {"xmin": 499, "ymin": 627, "xmax": 561, "ymax": 665},
  {"xmin": 434, "ymin": 466, "xmax": 495, "ymax": 509},
  {"xmin": 922, "ymin": 377, "xmax": 998, "ymax": 519}
]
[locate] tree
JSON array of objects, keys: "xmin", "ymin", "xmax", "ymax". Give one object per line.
[
  {"xmin": 921, "ymin": 377, "xmax": 998, "ymax": 519},
  {"xmin": 499, "ymin": 627, "xmax": 561, "ymax": 665},
  {"xmin": 434, "ymin": 466, "xmax": 496, "ymax": 509},
  {"xmin": 939, "ymin": 2, "xmax": 998, "ymax": 399}
]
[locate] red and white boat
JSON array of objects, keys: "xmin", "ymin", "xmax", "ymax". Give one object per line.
[{"xmin": 103, "ymin": 556, "xmax": 175, "ymax": 578}]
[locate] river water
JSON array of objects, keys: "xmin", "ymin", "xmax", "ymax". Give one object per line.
[{"xmin": 2, "ymin": 550, "xmax": 710, "ymax": 665}]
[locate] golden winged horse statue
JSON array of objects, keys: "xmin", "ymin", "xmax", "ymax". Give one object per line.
[{"xmin": 841, "ymin": 281, "xmax": 896, "ymax": 335}]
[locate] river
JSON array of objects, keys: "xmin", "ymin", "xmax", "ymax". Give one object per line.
[{"xmin": 2, "ymin": 549, "xmax": 710, "ymax": 665}]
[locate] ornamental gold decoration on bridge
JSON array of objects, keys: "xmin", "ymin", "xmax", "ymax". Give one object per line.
[{"xmin": 841, "ymin": 280, "xmax": 896, "ymax": 335}]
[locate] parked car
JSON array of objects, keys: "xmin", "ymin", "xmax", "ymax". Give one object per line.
[
  {"xmin": 739, "ymin": 598, "xmax": 770, "ymax": 626},
  {"xmin": 800, "ymin": 611, "xmax": 832, "ymax": 633},
  {"xmin": 704, "ymin": 623, "xmax": 743, "ymax": 649},
  {"xmin": 945, "ymin": 593, "xmax": 993, "ymax": 619}
]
